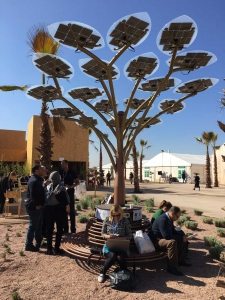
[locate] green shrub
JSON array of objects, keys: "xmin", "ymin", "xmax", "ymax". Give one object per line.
[
  {"xmin": 194, "ymin": 209, "xmax": 203, "ymax": 216},
  {"xmin": 19, "ymin": 250, "xmax": 25, "ymax": 257},
  {"xmin": 11, "ymin": 290, "xmax": 23, "ymax": 300},
  {"xmin": 88, "ymin": 212, "xmax": 95, "ymax": 218},
  {"xmin": 217, "ymin": 228, "xmax": 225, "ymax": 237},
  {"xmin": 202, "ymin": 217, "xmax": 214, "ymax": 224},
  {"xmin": 78, "ymin": 215, "xmax": 89, "ymax": 223},
  {"xmin": 185, "ymin": 221, "xmax": 198, "ymax": 230},
  {"xmin": 132, "ymin": 195, "xmax": 141, "ymax": 205},
  {"xmin": 76, "ymin": 204, "xmax": 82, "ymax": 211},
  {"xmin": 204, "ymin": 236, "xmax": 222, "ymax": 247},
  {"xmin": 214, "ymin": 218, "xmax": 225, "ymax": 228},
  {"xmin": 145, "ymin": 198, "xmax": 154, "ymax": 208},
  {"xmin": 209, "ymin": 244, "xmax": 224, "ymax": 260},
  {"xmin": 80, "ymin": 198, "xmax": 89, "ymax": 210},
  {"xmin": 177, "ymin": 215, "xmax": 191, "ymax": 226},
  {"xmin": 146, "ymin": 206, "xmax": 154, "ymax": 213}
]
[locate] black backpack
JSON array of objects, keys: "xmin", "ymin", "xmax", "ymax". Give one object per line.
[{"xmin": 109, "ymin": 269, "xmax": 135, "ymax": 291}]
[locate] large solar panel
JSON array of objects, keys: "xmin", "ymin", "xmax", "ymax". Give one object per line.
[
  {"xmin": 33, "ymin": 54, "xmax": 73, "ymax": 78},
  {"xmin": 81, "ymin": 59, "xmax": 118, "ymax": 80},
  {"xmin": 50, "ymin": 108, "xmax": 80, "ymax": 118},
  {"xmin": 159, "ymin": 100, "xmax": 184, "ymax": 114},
  {"xmin": 95, "ymin": 100, "xmax": 113, "ymax": 113},
  {"xmin": 177, "ymin": 79, "xmax": 213, "ymax": 94},
  {"xmin": 53, "ymin": 23, "xmax": 102, "ymax": 49},
  {"xmin": 173, "ymin": 52, "xmax": 212, "ymax": 70},
  {"xmin": 77, "ymin": 117, "xmax": 98, "ymax": 128},
  {"xmin": 126, "ymin": 56, "xmax": 157, "ymax": 79},
  {"xmin": 69, "ymin": 87, "xmax": 103, "ymax": 101},
  {"xmin": 136, "ymin": 117, "xmax": 161, "ymax": 128},
  {"xmin": 141, "ymin": 78, "xmax": 175, "ymax": 92},
  {"xmin": 108, "ymin": 15, "xmax": 149, "ymax": 49},
  {"xmin": 124, "ymin": 98, "xmax": 148, "ymax": 110},
  {"xmin": 27, "ymin": 85, "xmax": 60, "ymax": 101}
]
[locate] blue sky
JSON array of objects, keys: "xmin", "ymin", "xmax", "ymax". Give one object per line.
[{"xmin": 0, "ymin": 0, "xmax": 225, "ymax": 167}]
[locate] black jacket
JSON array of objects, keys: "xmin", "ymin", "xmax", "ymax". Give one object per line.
[
  {"xmin": 152, "ymin": 213, "xmax": 176, "ymax": 240},
  {"xmin": 25, "ymin": 175, "xmax": 45, "ymax": 210}
]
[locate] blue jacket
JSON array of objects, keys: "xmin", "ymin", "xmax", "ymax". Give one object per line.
[{"xmin": 152, "ymin": 213, "xmax": 176, "ymax": 240}]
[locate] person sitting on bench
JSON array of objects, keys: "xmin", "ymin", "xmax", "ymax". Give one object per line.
[
  {"xmin": 98, "ymin": 205, "xmax": 132, "ymax": 283},
  {"xmin": 152, "ymin": 206, "xmax": 191, "ymax": 276},
  {"xmin": 151, "ymin": 200, "xmax": 172, "ymax": 224}
]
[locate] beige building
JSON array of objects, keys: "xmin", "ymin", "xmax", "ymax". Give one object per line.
[
  {"xmin": 0, "ymin": 116, "xmax": 89, "ymax": 177},
  {"xmin": 214, "ymin": 144, "xmax": 225, "ymax": 185}
]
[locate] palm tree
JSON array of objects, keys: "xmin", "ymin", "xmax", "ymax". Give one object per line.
[
  {"xmin": 211, "ymin": 133, "xmax": 219, "ymax": 187},
  {"xmin": 139, "ymin": 139, "xmax": 151, "ymax": 182},
  {"xmin": 196, "ymin": 131, "xmax": 215, "ymax": 188},
  {"xmin": 131, "ymin": 142, "xmax": 140, "ymax": 193},
  {"xmin": 28, "ymin": 27, "xmax": 61, "ymax": 170}
]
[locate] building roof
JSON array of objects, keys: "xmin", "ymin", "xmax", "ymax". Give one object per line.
[{"xmin": 143, "ymin": 152, "xmax": 205, "ymax": 167}]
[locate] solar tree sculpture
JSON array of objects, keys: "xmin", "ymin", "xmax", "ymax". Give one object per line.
[{"xmin": 27, "ymin": 13, "xmax": 218, "ymax": 206}]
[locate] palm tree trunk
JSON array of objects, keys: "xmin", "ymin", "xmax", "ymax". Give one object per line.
[
  {"xmin": 140, "ymin": 150, "xmax": 143, "ymax": 183},
  {"xmin": 214, "ymin": 147, "xmax": 219, "ymax": 187},
  {"xmin": 132, "ymin": 143, "xmax": 140, "ymax": 193},
  {"xmin": 205, "ymin": 145, "xmax": 212, "ymax": 188}
]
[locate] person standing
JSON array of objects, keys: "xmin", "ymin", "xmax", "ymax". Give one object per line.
[
  {"xmin": 182, "ymin": 171, "xmax": 186, "ymax": 183},
  {"xmin": 60, "ymin": 160, "xmax": 76, "ymax": 234},
  {"xmin": 193, "ymin": 174, "xmax": 200, "ymax": 191},
  {"xmin": 25, "ymin": 165, "xmax": 46, "ymax": 252},
  {"xmin": 129, "ymin": 172, "xmax": 134, "ymax": 184},
  {"xmin": 0, "ymin": 171, "xmax": 17, "ymax": 214},
  {"xmin": 45, "ymin": 171, "xmax": 70, "ymax": 255},
  {"xmin": 106, "ymin": 171, "xmax": 111, "ymax": 187}
]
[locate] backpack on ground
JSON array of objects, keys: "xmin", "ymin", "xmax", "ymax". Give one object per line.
[{"xmin": 109, "ymin": 269, "xmax": 135, "ymax": 291}]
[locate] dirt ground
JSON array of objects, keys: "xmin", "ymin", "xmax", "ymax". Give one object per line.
[{"xmin": 0, "ymin": 183, "xmax": 225, "ymax": 300}]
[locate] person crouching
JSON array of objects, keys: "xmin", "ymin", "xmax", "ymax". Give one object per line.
[
  {"xmin": 45, "ymin": 171, "xmax": 70, "ymax": 255},
  {"xmin": 98, "ymin": 205, "xmax": 132, "ymax": 283}
]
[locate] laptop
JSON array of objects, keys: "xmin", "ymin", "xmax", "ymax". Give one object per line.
[{"xmin": 106, "ymin": 237, "xmax": 130, "ymax": 252}]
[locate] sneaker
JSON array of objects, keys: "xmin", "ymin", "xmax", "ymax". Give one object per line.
[
  {"xmin": 167, "ymin": 267, "xmax": 184, "ymax": 276},
  {"xmin": 98, "ymin": 274, "xmax": 106, "ymax": 283},
  {"xmin": 25, "ymin": 245, "xmax": 38, "ymax": 252}
]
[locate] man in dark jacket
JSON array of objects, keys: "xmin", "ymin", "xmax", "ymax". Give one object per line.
[
  {"xmin": 25, "ymin": 165, "xmax": 47, "ymax": 252},
  {"xmin": 0, "ymin": 171, "xmax": 17, "ymax": 214},
  {"xmin": 152, "ymin": 206, "xmax": 190, "ymax": 276}
]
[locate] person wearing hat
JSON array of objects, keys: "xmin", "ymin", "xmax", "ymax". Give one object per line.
[{"xmin": 45, "ymin": 171, "xmax": 70, "ymax": 255}]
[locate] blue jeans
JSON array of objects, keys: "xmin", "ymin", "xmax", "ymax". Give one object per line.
[{"xmin": 26, "ymin": 208, "xmax": 43, "ymax": 248}]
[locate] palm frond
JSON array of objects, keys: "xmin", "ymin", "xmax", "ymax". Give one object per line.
[
  {"xmin": 52, "ymin": 116, "xmax": 66, "ymax": 136},
  {"xmin": 28, "ymin": 26, "xmax": 59, "ymax": 54}
]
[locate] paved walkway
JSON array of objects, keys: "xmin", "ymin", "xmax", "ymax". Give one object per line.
[{"xmin": 93, "ymin": 181, "xmax": 225, "ymax": 218}]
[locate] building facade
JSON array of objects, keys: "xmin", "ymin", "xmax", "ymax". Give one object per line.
[{"xmin": 0, "ymin": 116, "xmax": 89, "ymax": 177}]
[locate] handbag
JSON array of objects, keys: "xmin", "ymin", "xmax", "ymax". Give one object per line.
[{"xmin": 133, "ymin": 230, "xmax": 155, "ymax": 254}]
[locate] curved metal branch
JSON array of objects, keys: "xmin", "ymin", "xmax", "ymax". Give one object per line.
[
  {"xmin": 109, "ymin": 44, "xmax": 130, "ymax": 67},
  {"xmin": 124, "ymin": 93, "xmax": 195, "ymax": 162}
]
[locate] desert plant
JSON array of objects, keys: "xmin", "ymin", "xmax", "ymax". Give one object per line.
[
  {"xmin": 185, "ymin": 221, "xmax": 198, "ymax": 230},
  {"xmin": 19, "ymin": 250, "xmax": 25, "ymax": 257},
  {"xmin": 177, "ymin": 215, "xmax": 191, "ymax": 226},
  {"xmin": 88, "ymin": 212, "xmax": 95, "ymax": 218},
  {"xmin": 16, "ymin": 232, "xmax": 22, "ymax": 237},
  {"xmin": 76, "ymin": 204, "xmax": 82, "ymax": 211},
  {"xmin": 146, "ymin": 206, "xmax": 154, "ymax": 213},
  {"xmin": 78, "ymin": 215, "xmax": 89, "ymax": 224},
  {"xmin": 209, "ymin": 244, "xmax": 224, "ymax": 260},
  {"xmin": 90, "ymin": 198, "xmax": 101, "ymax": 210},
  {"xmin": 214, "ymin": 218, "xmax": 225, "ymax": 228},
  {"xmin": 145, "ymin": 198, "xmax": 154, "ymax": 208},
  {"xmin": 132, "ymin": 195, "xmax": 141, "ymax": 205},
  {"xmin": 217, "ymin": 228, "xmax": 225, "ymax": 237},
  {"xmin": 202, "ymin": 217, "xmax": 214, "ymax": 224},
  {"xmin": 80, "ymin": 198, "xmax": 89, "ymax": 210},
  {"xmin": 1, "ymin": 251, "xmax": 7, "ymax": 261},
  {"xmin": 194, "ymin": 209, "xmax": 203, "ymax": 216},
  {"xmin": 11, "ymin": 290, "xmax": 23, "ymax": 300},
  {"xmin": 204, "ymin": 236, "xmax": 222, "ymax": 247}
]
